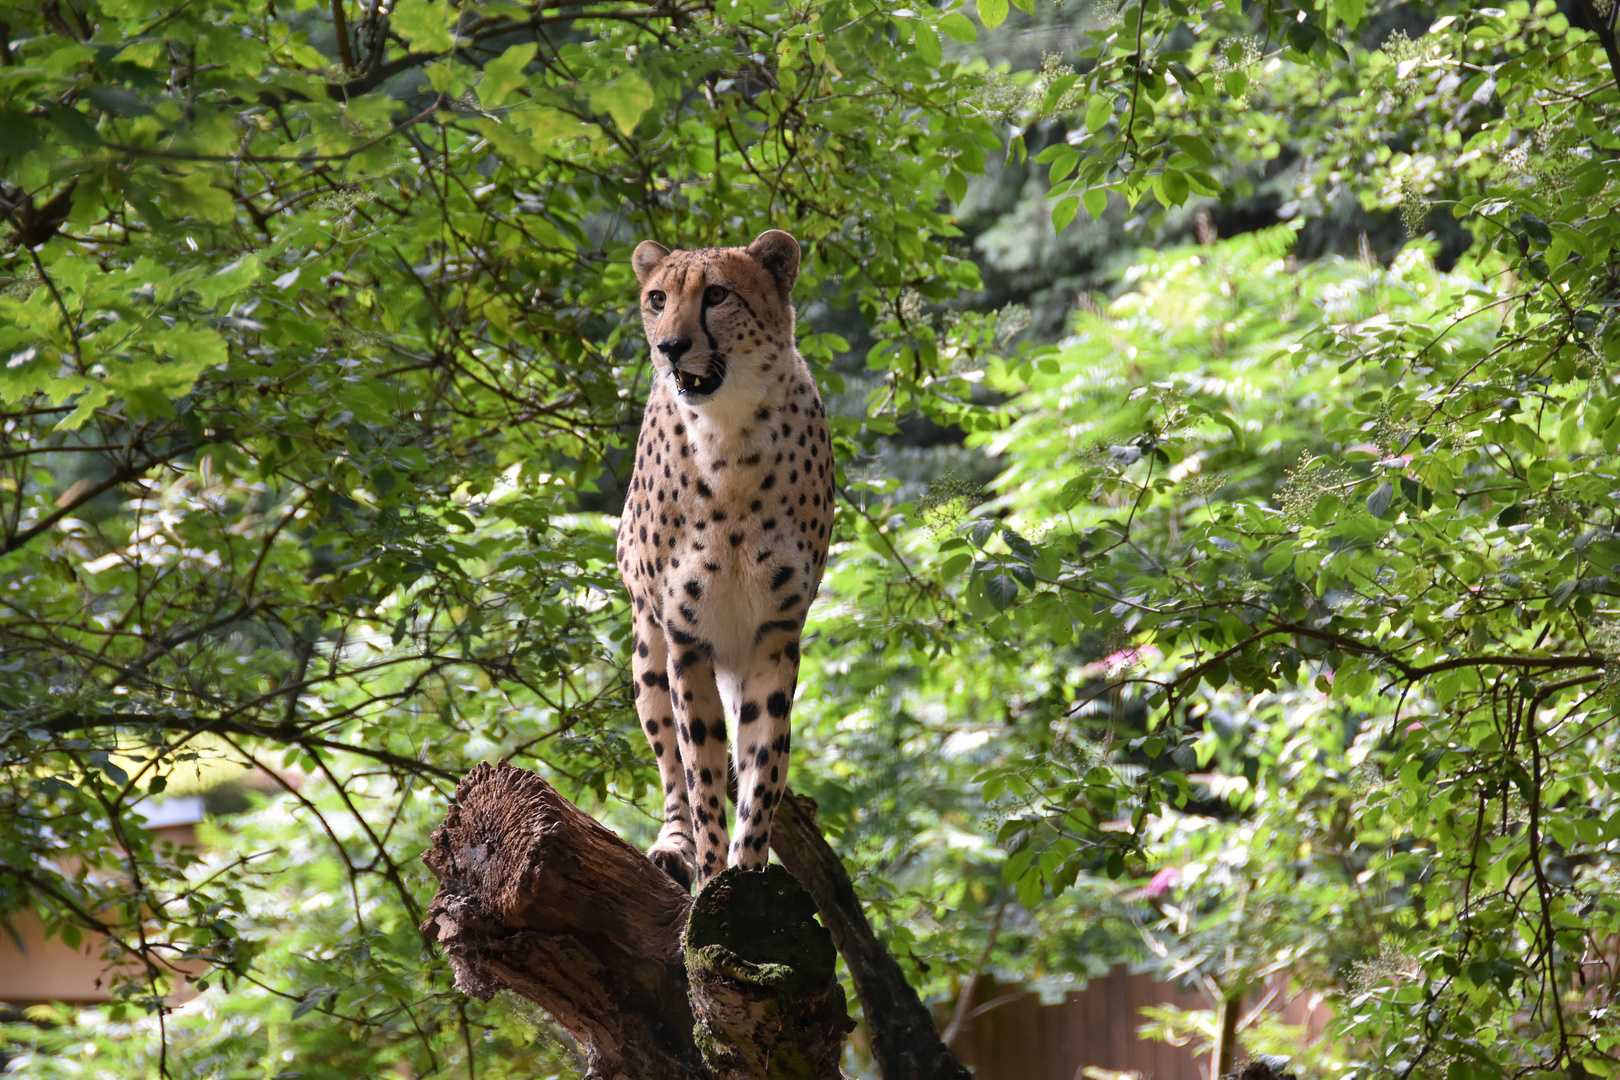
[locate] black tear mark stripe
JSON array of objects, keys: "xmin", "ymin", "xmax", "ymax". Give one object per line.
[{"xmin": 698, "ymin": 289, "xmax": 724, "ymax": 359}]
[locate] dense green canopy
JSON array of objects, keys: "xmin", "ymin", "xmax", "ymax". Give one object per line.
[{"xmin": 2, "ymin": 0, "xmax": 1619, "ymax": 1076}]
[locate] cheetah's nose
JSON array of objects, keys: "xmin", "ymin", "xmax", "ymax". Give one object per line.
[{"xmin": 658, "ymin": 337, "xmax": 693, "ymax": 364}]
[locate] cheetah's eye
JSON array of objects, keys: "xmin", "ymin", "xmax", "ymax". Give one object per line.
[
  {"xmin": 647, "ymin": 290, "xmax": 666, "ymax": 311},
  {"xmin": 704, "ymin": 285, "xmax": 727, "ymax": 305}
]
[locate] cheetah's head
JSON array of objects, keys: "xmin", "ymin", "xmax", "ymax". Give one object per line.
[{"xmin": 630, "ymin": 230, "xmax": 800, "ymax": 404}]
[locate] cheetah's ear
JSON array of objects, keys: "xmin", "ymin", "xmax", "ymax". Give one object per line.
[
  {"xmin": 632, "ymin": 240, "xmax": 672, "ymax": 285},
  {"xmin": 747, "ymin": 230, "xmax": 800, "ymax": 296}
]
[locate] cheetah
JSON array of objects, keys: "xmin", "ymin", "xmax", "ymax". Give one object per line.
[{"xmin": 617, "ymin": 229, "xmax": 835, "ymax": 891}]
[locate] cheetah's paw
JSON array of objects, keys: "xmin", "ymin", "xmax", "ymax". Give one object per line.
[{"xmin": 647, "ymin": 843, "xmax": 695, "ymax": 893}]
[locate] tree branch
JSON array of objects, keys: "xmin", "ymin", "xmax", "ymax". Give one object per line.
[
  {"xmin": 2, "ymin": 445, "xmax": 192, "ymax": 556},
  {"xmin": 770, "ymin": 791, "xmax": 976, "ymax": 1080},
  {"xmin": 21, "ymin": 710, "xmax": 461, "ymax": 781}
]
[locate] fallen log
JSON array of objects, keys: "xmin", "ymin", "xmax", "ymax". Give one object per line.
[{"xmin": 419, "ymin": 761, "xmax": 851, "ymax": 1080}]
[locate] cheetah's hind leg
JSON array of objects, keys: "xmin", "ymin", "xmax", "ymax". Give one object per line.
[
  {"xmin": 727, "ymin": 634, "xmax": 802, "ymax": 871},
  {"xmin": 631, "ymin": 630, "xmax": 697, "ymax": 890}
]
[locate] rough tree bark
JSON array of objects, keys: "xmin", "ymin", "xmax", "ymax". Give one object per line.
[
  {"xmin": 768, "ymin": 793, "xmax": 978, "ymax": 1080},
  {"xmin": 419, "ymin": 761, "xmax": 853, "ymax": 1080}
]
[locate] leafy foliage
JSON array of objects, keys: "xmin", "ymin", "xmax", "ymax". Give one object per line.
[
  {"xmin": 0, "ymin": 0, "xmax": 982, "ymax": 1071},
  {"xmin": 4, "ymin": 0, "xmax": 1620, "ymax": 1075}
]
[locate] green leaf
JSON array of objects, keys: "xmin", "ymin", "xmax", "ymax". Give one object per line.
[
  {"xmin": 1084, "ymin": 95, "xmax": 1113, "ymax": 132},
  {"xmin": 978, "ymin": 0, "xmax": 1009, "ymax": 30},
  {"xmin": 479, "ymin": 42, "xmax": 537, "ymax": 109},
  {"xmin": 43, "ymin": 104, "xmax": 101, "ymax": 151},
  {"xmin": 1168, "ymin": 134, "xmax": 1215, "ymax": 167},
  {"xmin": 0, "ymin": 107, "xmax": 45, "ymax": 161},
  {"xmin": 291, "ymin": 988, "xmax": 335, "ymax": 1020},
  {"xmin": 938, "ymin": 12, "xmax": 978, "ymax": 42},
  {"xmin": 84, "ymin": 87, "xmax": 152, "ymax": 118},
  {"xmin": 1082, "ymin": 188, "xmax": 1108, "ymax": 220},
  {"xmin": 55, "ymin": 385, "xmax": 113, "ymax": 432},
  {"xmin": 1015, "ymin": 866, "xmax": 1045, "ymax": 907},
  {"xmin": 1156, "ymin": 169, "xmax": 1189, "ymax": 207},
  {"xmin": 1518, "ymin": 214, "xmax": 1552, "ymax": 245},
  {"xmin": 1041, "ymin": 75, "xmax": 1080, "ymax": 115},
  {"xmin": 944, "ymin": 169, "xmax": 968, "ymax": 204},
  {"xmin": 1004, "ymin": 530, "xmax": 1038, "ymax": 563},
  {"xmin": 192, "ymin": 254, "xmax": 262, "ymax": 307},
  {"xmin": 984, "ymin": 571, "xmax": 1020, "ymax": 610},
  {"xmin": 340, "ymin": 376, "xmax": 401, "ymax": 426},
  {"xmin": 590, "ymin": 74, "xmax": 656, "ymax": 134},
  {"xmin": 1168, "ymin": 63, "xmax": 1205, "ymax": 96},
  {"xmin": 1366, "ymin": 481, "xmax": 1394, "ymax": 517},
  {"xmin": 1184, "ymin": 170, "xmax": 1223, "ymax": 196},
  {"xmin": 390, "ymin": 0, "xmax": 457, "ymax": 52},
  {"xmin": 1333, "ymin": 0, "xmax": 1364, "ymax": 24},
  {"xmin": 913, "ymin": 24, "xmax": 942, "ymax": 66},
  {"xmin": 1052, "ymin": 196, "xmax": 1080, "ymax": 232},
  {"xmin": 1048, "ymin": 147, "xmax": 1079, "ymax": 184}
]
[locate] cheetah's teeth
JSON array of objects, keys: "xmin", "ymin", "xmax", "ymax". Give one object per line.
[{"xmin": 672, "ymin": 360, "xmax": 725, "ymax": 397}]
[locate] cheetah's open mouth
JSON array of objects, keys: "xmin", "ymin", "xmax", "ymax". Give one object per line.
[{"xmin": 673, "ymin": 357, "xmax": 726, "ymax": 397}]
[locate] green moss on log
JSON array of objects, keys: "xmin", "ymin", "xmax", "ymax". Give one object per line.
[{"xmin": 684, "ymin": 864, "xmax": 851, "ymax": 1079}]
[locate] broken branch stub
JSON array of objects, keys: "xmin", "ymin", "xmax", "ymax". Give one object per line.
[
  {"xmin": 419, "ymin": 762, "xmax": 855, "ymax": 1080},
  {"xmin": 419, "ymin": 760, "xmax": 703, "ymax": 1080},
  {"xmin": 685, "ymin": 864, "xmax": 853, "ymax": 1080}
]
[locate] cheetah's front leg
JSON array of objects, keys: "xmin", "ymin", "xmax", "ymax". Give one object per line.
[
  {"xmin": 666, "ymin": 635, "xmax": 732, "ymax": 887},
  {"xmin": 728, "ymin": 627, "xmax": 803, "ymax": 870},
  {"xmin": 631, "ymin": 628, "xmax": 695, "ymax": 890}
]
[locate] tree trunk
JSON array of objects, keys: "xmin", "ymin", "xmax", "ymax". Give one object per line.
[
  {"xmin": 1211, "ymin": 991, "xmax": 1242, "ymax": 1080},
  {"xmin": 419, "ymin": 761, "xmax": 851, "ymax": 1080},
  {"xmin": 768, "ymin": 792, "xmax": 977, "ymax": 1080}
]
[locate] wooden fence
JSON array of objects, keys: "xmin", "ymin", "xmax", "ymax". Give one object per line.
[{"xmin": 948, "ymin": 967, "xmax": 1331, "ymax": 1080}]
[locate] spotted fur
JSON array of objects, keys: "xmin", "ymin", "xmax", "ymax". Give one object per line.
[{"xmin": 617, "ymin": 229, "xmax": 834, "ymax": 891}]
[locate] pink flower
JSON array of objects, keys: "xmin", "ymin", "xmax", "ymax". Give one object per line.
[
  {"xmin": 1105, "ymin": 647, "xmax": 1142, "ymax": 673},
  {"xmin": 1145, "ymin": 867, "xmax": 1181, "ymax": 897}
]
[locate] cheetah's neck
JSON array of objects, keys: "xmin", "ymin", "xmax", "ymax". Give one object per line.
[{"xmin": 669, "ymin": 350, "xmax": 803, "ymax": 471}]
